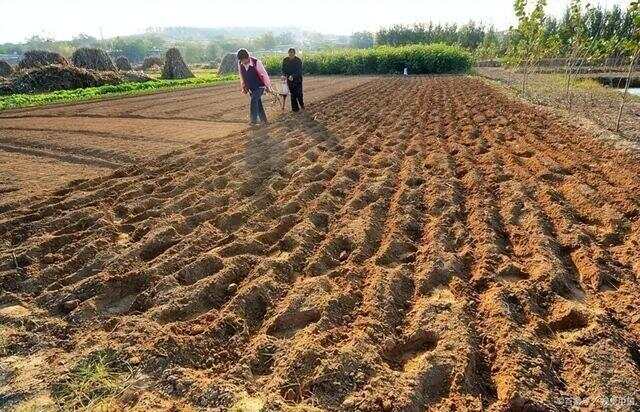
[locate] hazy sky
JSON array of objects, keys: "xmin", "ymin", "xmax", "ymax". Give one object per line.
[{"xmin": 0, "ymin": 0, "xmax": 632, "ymax": 43}]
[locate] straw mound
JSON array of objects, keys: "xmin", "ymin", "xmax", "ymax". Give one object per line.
[
  {"xmin": 18, "ymin": 50, "xmax": 70, "ymax": 69},
  {"xmin": 142, "ymin": 56, "xmax": 164, "ymax": 70},
  {"xmin": 71, "ymin": 48, "xmax": 117, "ymax": 72},
  {"xmin": 115, "ymin": 56, "xmax": 132, "ymax": 71},
  {"xmin": 0, "ymin": 60, "xmax": 12, "ymax": 77},
  {"xmin": 0, "ymin": 65, "xmax": 137, "ymax": 95},
  {"xmin": 161, "ymin": 48, "xmax": 194, "ymax": 80},
  {"xmin": 218, "ymin": 53, "xmax": 238, "ymax": 75}
]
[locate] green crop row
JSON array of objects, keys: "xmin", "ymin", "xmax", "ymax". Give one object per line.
[
  {"xmin": 0, "ymin": 73, "xmax": 238, "ymax": 111},
  {"xmin": 263, "ymin": 44, "xmax": 474, "ymax": 75}
]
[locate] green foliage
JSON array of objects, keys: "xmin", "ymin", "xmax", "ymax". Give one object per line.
[
  {"xmin": 631, "ymin": 1, "xmax": 640, "ymax": 38},
  {"xmin": 372, "ymin": 3, "xmax": 638, "ymax": 60},
  {"xmin": 108, "ymin": 34, "xmax": 165, "ymax": 62},
  {"xmin": 206, "ymin": 42, "xmax": 223, "ymax": 62},
  {"xmin": 255, "ymin": 32, "xmax": 278, "ymax": 50},
  {"xmin": 263, "ymin": 44, "xmax": 473, "ymax": 75},
  {"xmin": 350, "ymin": 32, "xmax": 375, "ymax": 49},
  {"xmin": 174, "ymin": 40, "xmax": 208, "ymax": 63},
  {"xmin": 474, "ymin": 27, "xmax": 506, "ymax": 59},
  {"xmin": 507, "ymin": 0, "xmax": 549, "ymax": 66},
  {"xmin": 0, "ymin": 74, "xmax": 237, "ymax": 111},
  {"xmin": 376, "ymin": 22, "xmax": 489, "ymax": 50}
]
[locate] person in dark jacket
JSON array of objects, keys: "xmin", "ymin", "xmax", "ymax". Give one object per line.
[
  {"xmin": 237, "ymin": 48, "xmax": 272, "ymax": 126},
  {"xmin": 282, "ymin": 48, "xmax": 304, "ymax": 112}
]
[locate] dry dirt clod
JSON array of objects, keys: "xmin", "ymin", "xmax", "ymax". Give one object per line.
[
  {"xmin": 2, "ymin": 76, "xmax": 640, "ymax": 411},
  {"xmin": 62, "ymin": 299, "xmax": 80, "ymax": 312}
]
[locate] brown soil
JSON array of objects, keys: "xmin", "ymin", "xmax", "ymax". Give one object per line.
[
  {"xmin": 1, "ymin": 76, "xmax": 640, "ymax": 411},
  {"xmin": 0, "ymin": 76, "xmax": 372, "ymax": 205}
]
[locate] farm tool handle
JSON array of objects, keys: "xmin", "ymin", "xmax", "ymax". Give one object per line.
[{"xmin": 267, "ymin": 88, "xmax": 287, "ymax": 111}]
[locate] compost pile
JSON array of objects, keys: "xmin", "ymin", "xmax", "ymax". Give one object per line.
[
  {"xmin": 0, "ymin": 60, "xmax": 12, "ymax": 77},
  {"xmin": 119, "ymin": 71, "xmax": 154, "ymax": 83},
  {"xmin": 72, "ymin": 48, "xmax": 117, "ymax": 72},
  {"xmin": 142, "ymin": 56, "xmax": 163, "ymax": 70},
  {"xmin": 161, "ymin": 48, "xmax": 194, "ymax": 79},
  {"xmin": 18, "ymin": 50, "xmax": 70, "ymax": 69},
  {"xmin": 1, "ymin": 65, "xmax": 122, "ymax": 95},
  {"xmin": 115, "ymin": 56, "xmax": 132, "ymax": 71},
  {"xmin": 218, "ymin": 53, "xmax": 238, "ymax": 75}
]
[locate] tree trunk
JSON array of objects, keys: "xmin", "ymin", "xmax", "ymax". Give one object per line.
[
  {"xmin": 616, "ymin": 49, "xmax": 639, "ymax": 133},
  {"xmin": 522, "ymin": 60, "xmax": 529, "ymax": 96},
  {"xmin": 565, "ymin": 54, "xmax": 573, "ymax": 109}
]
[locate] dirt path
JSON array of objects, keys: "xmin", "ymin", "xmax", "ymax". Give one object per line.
[
  {"xmin": 0, "ymin": 76, "xmax": 373, "ymax": 205},
  {"xmin": 1, "ymin": 76, "xmax": 640, "ymax": 411}
]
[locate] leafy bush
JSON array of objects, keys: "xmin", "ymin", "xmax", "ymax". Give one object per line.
[{"xmin": 263, "ymin": 44, "xmax": 473, "ymax": 75}]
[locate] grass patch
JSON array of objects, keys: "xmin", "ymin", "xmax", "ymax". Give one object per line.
[
  {"xmin": 264, "ymin": 44, "xmax": 473, "ymax": 75},
  {"xmin": 230, "ymin": 396, "xmax": 265, "ymax": 412},
  {"xmin": 13, "ymin": 396, "xmax": 57, "ymax": 412},
  {"xmin": 0, "ymin": 73, "xmax": 238, "ymax": 111},
  {"xmin": 52, "ymin": 349, "xmax": 134, "ymax": 411},
  {"xmin": 0, "ymin": 326, "xmax": 7, "ymax": 356}
]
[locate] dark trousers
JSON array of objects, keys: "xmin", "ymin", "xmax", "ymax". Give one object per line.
[
  {"xmin": 288, "ymin": 80, "xmax": 304, "ymax": 112},
  {"xmin": 249, "ymin": 87, "xmax": 267, "ymax": 124}
]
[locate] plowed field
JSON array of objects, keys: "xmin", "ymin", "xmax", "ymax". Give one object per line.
[
  {"xmin": 1, "ymin": 76, "xmax": 640, "ymax": 411},
  {"xmin": 0, "ymin": 76, "xmax": 371, "ymax": 205}
]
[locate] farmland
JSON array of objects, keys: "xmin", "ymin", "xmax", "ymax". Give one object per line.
[
  {"xmin": 1, "ymin": 75, "xmax": 640, "ymax": 410},
  {"xmin": 0, "ymin": 76, "xmax": 372, "ymax": 206},
  {"xmin": 478, "ymin": 67, "xmax": 640, "ymax": 141},
  {"xmin": 0, "ymin": 73, "xmax": 237, "ymax": 111}
]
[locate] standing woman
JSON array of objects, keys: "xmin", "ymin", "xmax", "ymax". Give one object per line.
[
  {"xmin": 237, "ymin": 48, "xmax": 272, "ymax": 126},
  {"xmin": 282, "ymin": 48, "xmax": 305, "ymax": 112}
]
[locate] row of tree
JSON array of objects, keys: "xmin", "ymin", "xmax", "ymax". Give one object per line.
[
  {"xmin": 0, "ymin": 30, "xmax": 348, "ymax": 64},
  {"xmin": 1, "ymin": 3, "xmax": 637, "ymax": 63},
  {"xmin": 503, "ymin": 1, "xmax": 639, "ymax": 63},
  {"xmin": 509, "ymin": 0, "xmax": 639, "ymax": 131},
  {"xmin": 349, "ymin": 3, "xmax": 638, "ymax": 60}
]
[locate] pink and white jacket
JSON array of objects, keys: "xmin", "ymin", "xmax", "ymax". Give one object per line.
[{"xmin": 238, "ymin": 57, "xmax": 272, "ymax": 91}]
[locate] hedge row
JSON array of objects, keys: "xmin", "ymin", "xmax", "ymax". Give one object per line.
[{"xmin": 264, "ymin": 44, "xmax": 474, "ymax": 76}]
